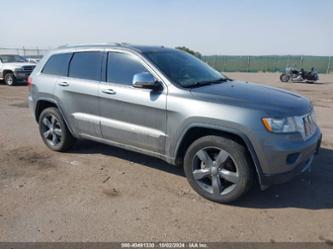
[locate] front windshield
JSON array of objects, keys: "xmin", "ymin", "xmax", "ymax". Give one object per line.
[
  {"xmin": 143, "ymin": 49, "xmax": 226, "ymax": 88},
  {"xmin": 0, "ymin": 55, "xmax": 28, "ymax": 63}
]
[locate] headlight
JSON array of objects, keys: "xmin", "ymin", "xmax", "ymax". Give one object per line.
[
  {"xmin": 262, "ymin": 110, "xmax": 317, "ymax": 138},
  {"xmin": 262, "ymin": 117, "xmax": 298, "ymax": 133}
]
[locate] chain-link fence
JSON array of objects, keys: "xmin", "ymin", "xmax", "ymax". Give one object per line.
[
  {"xmin": 1, "ymin": 47, "xmax": 332, "ymax": 74},
  {"xmin": 202, "ymin": 55, "xmax": 333, "ymax": 74},
  {"xmin": 0, "ymin": 47, "xmax": 49, "ymax": 58}
]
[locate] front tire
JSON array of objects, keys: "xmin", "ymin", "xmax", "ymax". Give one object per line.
[
  {"xmin": 4, "ymin": 72, "xmax": 15, "ymax": 86},
  {"xmin": 280, "ymin": 74, "xmax": 290, "ymax": 82},
  {"xmin": 184, "ymin": 135, "xmax": 254, "ymax": 203},
  {"xmin": 38, "ymin": 107, "xmax": 76, "ymax": 151}
]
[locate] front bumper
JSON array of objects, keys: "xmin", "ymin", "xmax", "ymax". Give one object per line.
[
  {"xmin": 260, "ymin": 132, "xmax": 322, "ymax": 186},
  {"xmin": 13, "ymin": 71, "xmax": 30, "ymax": 82}
]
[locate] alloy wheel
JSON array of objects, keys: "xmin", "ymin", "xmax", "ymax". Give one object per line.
[
  {"xmin": 5, "ymin": 74, "xmax": 14, "ymax": 85},
  {"xmin": 191, "ymin": 147, "xmax": 239, "ymax": 197},
  {"xmin": 41, "ymin": 114, "xmax": 63, "ymax": 146}
]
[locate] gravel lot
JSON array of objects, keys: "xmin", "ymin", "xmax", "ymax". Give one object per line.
[{"xmin": 0, "ymin": 73, "xmax": 332, "ymax": 242}]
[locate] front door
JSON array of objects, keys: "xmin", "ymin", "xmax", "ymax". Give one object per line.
[{"xmin": 99, "ymin": 51, "xmax": 167, "ymax": 154}]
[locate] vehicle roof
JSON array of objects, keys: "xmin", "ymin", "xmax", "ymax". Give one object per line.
[{"xmin": 55, "ymin": 43, "xmax": 174, "ymax": 53}]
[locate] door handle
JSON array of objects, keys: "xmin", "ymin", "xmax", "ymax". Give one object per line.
[
  {"xmin": 59, "ymin": 82, "xmax": 69, "ymax": 87},
  {"xmin": 102, "ymin": 89, "xmax": 116, "ymax": 95}
]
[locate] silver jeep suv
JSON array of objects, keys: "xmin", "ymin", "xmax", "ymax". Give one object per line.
[{"xmin": 28, "ymin": 43, "xmax": 322, "ymax": 203}]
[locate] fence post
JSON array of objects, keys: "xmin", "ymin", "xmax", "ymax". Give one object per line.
[
  {"xmin": 327, "ymin": 56, "xmax": 331, "ymax": 74},
  {"xmin": 273, "ymin": 55, "xmax": 277, "ymax": 72},
  {"xmin": 247, "ymin": 56, "xmax": 250, "ymax": 72}
]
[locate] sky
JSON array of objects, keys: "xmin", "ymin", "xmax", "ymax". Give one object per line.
[{"xmin": 1, "ymin": 0, "xmax": 333, "ymax": 55}]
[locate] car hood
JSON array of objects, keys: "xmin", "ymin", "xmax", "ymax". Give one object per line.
[
  {"xmin": 3, "ymin": 62, "xmax": 36, "ymax": 69},
  {"xmin": 190, "ymin": 80, "xmax": 312, "ymax": 116}
]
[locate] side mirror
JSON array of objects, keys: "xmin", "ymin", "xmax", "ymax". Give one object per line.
[{"xmin": 132, "ymin": 72, "xmax": 161, "ymax": 90}]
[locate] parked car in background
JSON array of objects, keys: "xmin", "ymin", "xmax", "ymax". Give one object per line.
[
  {"xmin": 0, "ymin": 54, "xmax": 36, "ymax": 86},
  {"xmin": 28, "ymin": 43, "xmax": 322, "ymax": 203}
]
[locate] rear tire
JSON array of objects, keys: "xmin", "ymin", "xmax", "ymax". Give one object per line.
[
  {"xmin": 184, "ymin": 135, "xmax": 254, "ymax": 203},
  {"xmin": 4, "ymin": 72, "xmax": 15, "ymax": 86},
  {"xmin": 38, "ymin": 107, "xmax": 76, "ymax": 151},
  {"xmin": 280, "ymin": 74, "xmax": 290, "ymax": 82}
]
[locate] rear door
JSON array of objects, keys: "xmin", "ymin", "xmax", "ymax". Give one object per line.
[
  {"xmin": 99, "ymin": 51, "xmax": 167, "ymax": 154},
  {"xmin": 54, "ymin": 50, "xmax": 104, "ymax": 137}
]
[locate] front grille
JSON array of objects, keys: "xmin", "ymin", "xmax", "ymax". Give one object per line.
[
  {"xmin": 303, "ymin": 113, "xmax": 316, "ymax": 139},
  {"xmin": 21, "ymin": 65, "xmax": 36, "ymax": 76},
  {"xmin": 23, "ymin": 66, "xmax": 35, "ymax": 72}
]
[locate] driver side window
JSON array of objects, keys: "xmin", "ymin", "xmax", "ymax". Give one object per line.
[{"xmin": 107, "ymin": 52, "xmax": 148, "ymax": 85}]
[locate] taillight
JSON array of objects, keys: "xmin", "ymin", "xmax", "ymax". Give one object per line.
[{"xmin": 27, "ymin": 76, "xmax": 32, "ymax": 91}]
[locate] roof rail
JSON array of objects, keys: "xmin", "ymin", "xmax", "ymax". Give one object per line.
[{"xmin": 57, "ymin": 42, "xmax": 129, "ymax": 49}]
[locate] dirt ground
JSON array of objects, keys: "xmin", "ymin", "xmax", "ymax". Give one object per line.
[{"xmin": 0, "ymin": 73, "xmax": 332, "ymax": 242}]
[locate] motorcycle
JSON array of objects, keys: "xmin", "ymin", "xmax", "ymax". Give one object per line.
[{"xmin": 280, "ymin": 67, "xmax": 319, "ymax": 83}]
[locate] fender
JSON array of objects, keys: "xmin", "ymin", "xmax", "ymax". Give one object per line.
[
  {"xmin": 35, "ymin": 97, "xmax": 77, "ymax": 137},
  {"xmin": 172, "ymin": 123, "xmax": 266, "ymax": 188}
]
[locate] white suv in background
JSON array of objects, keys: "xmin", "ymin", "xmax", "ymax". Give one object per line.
[{"xmin": 0, "ymin": 54, "xmax": 36, "ymax": 86}]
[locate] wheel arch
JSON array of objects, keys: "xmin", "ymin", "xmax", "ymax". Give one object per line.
[
  {"xmin": 2, "ymin": 70, "xmax": 14, "ymax": 78},
  {"xmin": 34, "ymin": 98, "xmax": 76, "ymax": 136},
  {"xmin": 35, "ymin": 99, "xmax": 57, "ymax": 122},
  {"xmin": 174, "ymin": 125, "xmax": 265, "ymax": 187}
]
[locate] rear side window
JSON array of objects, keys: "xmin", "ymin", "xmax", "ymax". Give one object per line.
[
  {"xmin": 69, "ymin": 51, "xmax": 103, "ymax": 81},
  {"xmin": 107, "ymin": 52, "xmax": 148, "ymax": 85},
  {"xmin": 42, "ymin": 53, "xmax": 72, "ymax": 76}
]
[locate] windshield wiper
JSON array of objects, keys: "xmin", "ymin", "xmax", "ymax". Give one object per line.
[{"xmin": 187, "ymin": 78, "xmax": 231, "ymax": 88}]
